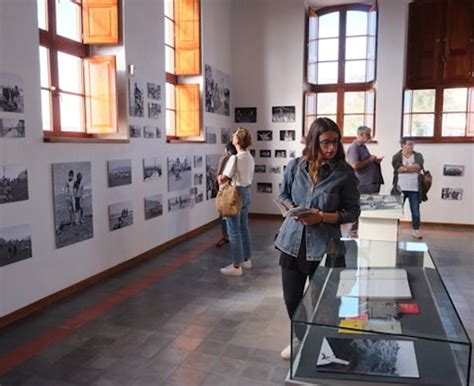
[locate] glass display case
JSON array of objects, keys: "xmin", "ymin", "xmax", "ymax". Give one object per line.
[{"xmin": 287, "ymin": 239, "xmax": 472, "ymax": 386}]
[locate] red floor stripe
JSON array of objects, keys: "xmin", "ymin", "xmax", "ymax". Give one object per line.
[{"xmin": 0, "ymin": 236, "xmax": 220, "ymax": 376}]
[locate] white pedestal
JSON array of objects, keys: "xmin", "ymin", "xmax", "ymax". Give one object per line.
[{"xmin": 358, "ymin": 208, "xmax": 403, "ymax": 242}]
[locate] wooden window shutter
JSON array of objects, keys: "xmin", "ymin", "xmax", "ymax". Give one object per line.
[
  {"xmin": 175, "ymin": 0, "xmax": 201, "ymax": 75},
  {"xmin": 84, "ymin": 55, "xmax": 117, "ymax": 134},
  {"xmin": 307, "ymin": 8, "xmax": 318, "ymax": 85},
  {"xmin": 83, "ymin": 0, "xmax": 119, "ymax": 44},
  {"xmin": 176, "ymin": 84, "xmax": 200, "ymax": 137}
]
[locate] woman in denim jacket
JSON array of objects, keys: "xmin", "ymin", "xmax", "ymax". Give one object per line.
[{"xmin": 275, "ymin": 118, "xmax": 360, "ymax": 360}]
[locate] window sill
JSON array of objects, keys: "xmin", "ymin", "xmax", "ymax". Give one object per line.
[
  {"xmin": 166, "ymin": 137, "xmax": 206, "ymax": 144},
  {"xmin": 44, "ymin": 136, "xmax": 129, "ymax": 144}
]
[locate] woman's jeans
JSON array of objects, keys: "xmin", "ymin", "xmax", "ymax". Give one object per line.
[
  {"xmin": 220, "ymin": 216, "xmax": 228, "ymax": 237},
  {"xmin": 403, "ymin": 191, "xmax": 420, "ymax": 230},
  {"xmin": 226, "ymin": 186, "xmax": 251, "ymax": 264}
]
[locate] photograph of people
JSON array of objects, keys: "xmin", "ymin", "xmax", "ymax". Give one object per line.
[{"xmin": 274, "ymin": 117, "xmax": 360, "ymax": 360}]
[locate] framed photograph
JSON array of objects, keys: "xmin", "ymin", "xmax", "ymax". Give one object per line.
[
  {"xmin": 155, "ymin": 126, "xmax": 162, "ymax": 139},
  {"xmin": 280, "ymin": 130, "xmax": 295, "ymax": 141},
  {"xmin": 260, "ymin": 150, "xmax": 271, "ymax": 158},
  {"xmin": 148, "ymin": 102, "xmax": 161, "ymax": 119},
  {"xmin": 257, "ymin": 130, "xmax": 272, "ymax": 141},
  {"xmin": 52, "ymin": 162, "xmax": 93, "ymax": 249},
  {"xmin": 0, "ymin": 164, "xmax": 28, "ymax": 204},
  {"xmin": 194, "ymin": 173, "xmax": 203, "ymax": 185},
  {"xmin": 107, "ymin": 159, "xmax": 132, "ymax": 187},
  {"xmin": 144, "ymin": 194, "xmax": 163, "ymax": 220},
  {"xmin": 129, "ymin": 124, "xmax": 141, "ymax": 138},
  {"xmin": 272, "ymin": 106, "xmax": 295, "ymax": 123},
  {"xmin": 254, "ymin": 164, "xmax": 266, "ymax": 173},
  {"xmin": 235, "ymin": 107, "xmax": 257, "ymax": 123},
  {"xmin": 167, "ymin": 156, "xmax": 192, "ymax": 192},
  {"xmin": 443, "ymin": 164, "xmax": 464, "ymax": 177},
  {"xmin": 269, "ymin": 166, "xmax": 281, "ymax": 174},
  {"xmin": 0, "ymin": 72, "xmax": 24, "ymax": 113},
  {"xmin": 206, "ymin": 154, "xmax": 220, "ymax": 199},
  {"xmin": 179, "ymin": 194, "xmax": 191, "ymax": 209},
  {"xmin": 0, "ymin": 118, "xmax": 25, "ymax": 138},
  {"xmin": 205, "ymin": 64, "xmax": 230, "ymax": 116},
  {"xmin": 168, "ymin": 196, "xmax": 180, "ymax": 212},
  {"xmin": 143, "ymin": 126, "xmax": 155, "ymax": 138},
  {"xmin": 0, "ymin": 224, "xmax": 32, "ymax": 267},
  {"xmin": 194, "ymin": 155, "xmax": 203, "ymax": 168},
  {"xmin": 257, "ymin": 182, "xmax": 272, "ymax": 193},
  {"xmin": 221, "ymin": 127, "xmax": 233, "ymax": 144},
  {"xmin": 109, "ymin": 201, "xmax": 133, "ymax": 231},
  {"xmin": 289, "ymin": 150, "xmax": 296, "ymax": 158},
  {"xmin": 143, "ymin": 157, "xmax": 162, "ymax": 182},
  {"xmin": 195, "ymin": 192, "xmax": 204, "ymax": 203},
  {"xmin": 250, "ymin": 149, "xmax": 256, "ymax": 157},
  {"xmin": 206, "ymin": 129, "xmax": 217, "ymax": 144},
  {"xmin": 128, "ymin": 78, "xmax": 144, "ymax": 117},
  {"xmin": 441, "ymin": 187, "xmax": 463, "ymax": 200},
  {"xmin": 275, "ymin": 150, "xmax": 287, "ymax": 158},
  {"xmin": 147, "ymin": 82, "xmax": 161, "ymax": 100}
]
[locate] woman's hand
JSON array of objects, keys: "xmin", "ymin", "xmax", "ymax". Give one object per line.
[
  {"xmin": 217, "ymin": 174, "xmax": 228, "ymax": 185},
  {"xmin": 292, "ymin": 211, "xmax": 323, "ymax": 226}
]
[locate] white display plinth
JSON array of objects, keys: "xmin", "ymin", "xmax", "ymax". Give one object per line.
[{"xmin": 358, "ymin": 208, "xmax": 403, "ymax": 242}]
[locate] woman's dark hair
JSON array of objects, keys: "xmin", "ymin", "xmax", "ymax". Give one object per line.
[
  {"xmin": 303, "ymin": 117, "xmax": 345, "ymax": 161},
  {"xmin": 226, "ymin": 142, "xmax": 237, "ymax": 155},
  {"xmin": 400, "ymin": 136, "xmax": 415, "ymax": 145}
]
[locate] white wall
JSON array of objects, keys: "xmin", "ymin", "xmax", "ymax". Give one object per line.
[
  {"xmin": 0, "ymin": 0, "xmax": 232, "ymax": 317},
  {"xmin": 231, "ymin": 0, "xmax": 473, "ymax": 225}
]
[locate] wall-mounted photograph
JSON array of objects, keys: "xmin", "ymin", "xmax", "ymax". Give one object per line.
[
  {"xmin": 235, "ymin": 107, "xmax": 257, "ymax": 123},
  {"xmin": 0, "ymin": 224, "xmax": 32, "ymax": 267},
  {"xmin": 194, "ymin": 173, "xmax": 203, "ymax": 185},
  {"xmin": 221, "ymin": 127, "xmax": 233, "ymax": 144},
  {"xmin": 155, "ymin": 127, "xmax": 162, "ymax": 139},
  {"xmin": 194, "ymin": 155, "xmax": 203, "ymax": 168},
  {"xmin": 257, "ymin": 130, "xmax": 272, "ymax": 141},
  {"xmin": 147, "ymin": 82, "xmax": 161, "ymax": 100},
  {"xmin": 107, "ymin": 159, "xmax": 132, "ymax": 188},
  {"xmin": 109, "ymin": 201, "xmax": 133, "ymax": 231},
  {"xmin": 0, "ymin": 164, "xmax": 28, "ymax": 204},
  {"xmin": 145, "ymin": 194, "xmax": 163, "ymax": 220},
  {"xmin": 257, "ymin": 182, "xmax": 273, "ymax": 193},
  {"xmin": 179, "ymin": 194, "xmax": 191, "ymax": 209},
  {"xmin": 260, "ymin": 150, "xmax": 271, "ymax": 158},
  {"xmin": 443, "ymin": 165, "xmax": 464, "ymax": 177},
  {"xmin": 143, "ymin": 157, "xmax": 162, "ymax": 182},
  {"xmin": 289, "ymin": 150, "xmax": 296, "ymax": 158},
  {"xmin": 52, "ymin": 162, "xmax": 93, "ymax": 249},
  {"xmin": 129, "ymin": 78, "xmax": 144, "ymax": 117},
  {"xmin": 250, "ymin": 149, "xmax": 256, "ymax": 157},
  {"xmin": 168, "ymin": 156, "xmax": 192, "ymax": 192},
  {"xmin": 441, "ymin": 188, "xmax": 463, "ymax": 200},
  {"xmin": 205, "ymin": 64, "xmax": 230, "ymax": 116},
  {"xmin": 280, "ymin": 130, "xmax": 295, "ymax": 141},
  {"xmin": 269, "ymin": 166, "xmax": 281, "ymax": 174},
  {"xmin": 129, "ymin": 124, "xmax": 141, "ymax": 138},
  {"xmin": 195, "ymin": 192, "xmax": 204, "ymax": 204},
  {"xmin": 0, "ymin": 118, "xmax": 25, "ymax": 138},
  {"xmin": 206, "ymin": 127, "xmax": 217, "ymax": 144},
  {"xmin": 275, "ymin": 150, "xmax": 287, "ymax": 158},
  {"xmin": 148, "ymin": 102, "xmax": 161, "ymax": 119},
  {"xmin": 168, "ymin": 196, "xmax": 180, "ymax": 212},
  {"xmin": 0, "ymin": 72, "xmax": 24, "ymax": 113},
  {"xmin": 255, "ymin": 165, "xmax": 266, "ymax": 173},
  {"xmin": 206, "ymin": 154, "xmax": 220, "ymax": 199},
  {"xmin": 143, "ymin": 126, "xmax": 155, "ymax": 138},
  {"xmin": 272, "ymin": 105, "xmax": 295, "ymax": 123}
]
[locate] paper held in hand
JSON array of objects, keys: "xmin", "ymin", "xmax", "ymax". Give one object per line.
[{"xmin": 272, "ymin": 198, "xmax": 318, "ymax": 218}]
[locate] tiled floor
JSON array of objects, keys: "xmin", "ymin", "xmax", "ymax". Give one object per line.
[{"xmin": 0, "ymin": 218, "xmax": 472, "ymax": 386}]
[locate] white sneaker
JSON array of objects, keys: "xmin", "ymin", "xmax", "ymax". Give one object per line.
[
  {"xmin": 280, "ymin": 340, "xmax": 300, "ymax": 360},
  {"xmin": 412, "ymin": 230, "xmax": 423, "ymax": 240},
  {"xmin": 220, "ymin": 263, "xmax": 243, "ymax": 276},
  {"xmin": 242, "ymin": 259, "xmax": 252, "ymax": 269}
]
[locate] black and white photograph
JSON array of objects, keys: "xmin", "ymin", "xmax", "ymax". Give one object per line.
[
  {"xmin": 441, "ymin": 187, "xmax": 463, "ymax": 200},
  {"xmin": 0, "ymin": 72, "xmax": 24, "ymax": 113},
  {"xmin": 0, "ymin": 164, "xmax": 28, "ymax": 204},
  {"xmin": 129, "ymin": 124, "xmax": 141, "ymax": 138},
  {"xmin": 0, "ymin": 118, "xmax": 25, "ymax": 138},
  {"xmin": 155, "ymin": 126, "xmax": 162, "ymax": 139},
  {"xmin": 289, "ymin": 150, "xmax": 296, "ymax": 158},
  {"xmin": 128, "ymin": 78, "xmax": 144, "ymax": 117},
  {"xmin": 179, "ymin": 194, "xmax": 191, "ymax": 209},
  {"xmin": 316, "ymin": 337, "xmax": 419, "ymax": 378},
  {"xmin": 143, "ymin": 157, "xmax": 163, "ymax": 182},
  {"xmin": 260, "ymin": 150, "xmax": 271, "ymax": 158},
  {"xmin": 109, "ymin": 201, "xmax": 134, "ymax": 231},
  {"xmin": 257, "ymin": 130, "xmax": 273, "ymax": 141},
  {"xmin": 143, "ymin": 126, "xmax": 155, "ymax": 138},
  {"xmin": 148, "ymin": 102, "xmax": 161, "ymax": 119},
  {"xmin": 167, "ymin": 156, "xmax": 192, "ymax": 192},
  {"xmin": 272, "ymin": 105, "xmax": 296, "ymax": 123},
  {"xmin": 52, "ymin": 162, "xmax": 93, "ymax": 249},
  {"xmin": 147, "ymin": 82, "xmax": 161, "ymax": 100},
  {"xmin": 107, "ymin": 159, "xmax": 132, "ymax": 188},
  {"xmin": 235, "ymin": 107, "xmax": 257, "ymax": 123},
  {"xmin": 255, "ymin": 165, "xmax": 266, "ymax": 173},
  {"xmin": 194, "ymin": 173, "xmax": 203, "ymax": 185},
  {"xmin": 269, "ymin": 166, "xmax": 281, "ymax": 174},
  {"xmin": 280, "ymin": 130, "xmax": 295, "ymax": 141},
  {"xmin": 195, "ymin": 192, "xmax": 204, "ymax": 203},
  {"xmin": 443, "ymin": 164, "xmax": 464, "ymax": 177},
  {"xmin": 250, "ymin": 149, "xmax": 256, "ymax": 157},
  {"xmin": 206, "ymin": 153, "xmax": 220, "ymax": 199},
  {"xmin": 205, "ymin": 64, "xmax": 230, "ymax": 116},
  {"xmin": 145, "ymin": 194, "xmax": 163, "ymax": 220},
  {"xmin": 168, "ymin": 196, "xmax": 180, "ymax": 212},
  {"xmin": 205, "ymin": 127, "xmax": 217, "ymax": 144},
  {"xmin": 194, "ymin": 155, "xmax": 203, "ymax": 168},
  {"xmin": 275, "ymin": 149, "xmax": 287, "ymax": 158},
  {"xmin": 221, "ymin": 127, "xmax": 233, "ymax": 144},
  {"xmin": 257, "ymin": 182, "xmax": 273, "ymax": 193},
  {"xmin": 0, "ymin": 224, "xmax": 32, "ymax": 267}
]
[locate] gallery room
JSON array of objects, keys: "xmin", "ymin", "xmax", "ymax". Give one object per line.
[{"xmin": 0, "ymin": 0, "xmax": 472, "ymax": 385}]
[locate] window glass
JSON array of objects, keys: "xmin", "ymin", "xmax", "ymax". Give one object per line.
[
  {"xmin": 344, "ymin": 91, "xmax": 365, "ymax": 113},
  {"xmin": 319, "ymin": 12, "xmax": 339, "ymax": 38},
  {"xmin": 56, "ymin": 1, "xmax": 81, "ymax": 42},
  {"xmin": 306, "ymin": 93, "xmax": 316, "ymax": 115},
  {"xmin": 442, "ymin": 113, "xmax": 466, "ymax": 136},
  {"xmin": 165, "ymin": 18, "xmax": 175, "ymax": 47},
  {"xmin": 345, "ymin": 60, "xmax": 366, "ymax": 83},
  {"xmin": 318, "ymin": 39, "xmax": 338, "ymax": 61},
  {"xmin": 343, "ymin": 115, "xmax": 364, "ymax": 136},
  {"xmin": 317, "ymin": 114, "xmax": 337, "ymax": 123},
  {"xmin": 39, "ymin": 46, "xmax": 50, "ymax": 88},
  {"xmin": 443, "ymin": 88, "xmax": 467, "ymax": 112},
  {"xmin": 412, "ymin": 89, "xmax": 435, "ymax": 112},
  {"xmin": 37, "ymin": 0, "xmax": 48, "ymax": 30},
  {"xmin": 165, "ymin": 46, "xmax": 175, "ymax": 74},
  {"xmin": 309, "ymin": 14, "xmax": 318, "ymax": 40},
  {"xmin": 411, "ymin": 114, "xmax": 435, "ymax": 136},
  {"xmin": 58, "ymin": 52, "xmax": 83, "ymax": 94},
  {"xmin": 346, "ymin": 11, "xmax": 367, "ymax": 36},
  {"xmin": 164, "ymin": 0, "xmax": 174, "ymax": 18},
  {"xmin": 317, "ymin": 62, "xmax": 338, "ymax": 84},
  {"xmin": 308, "ymin": 41, "xmax": 317, "ymax": 62},
  {"xmin": 317, "ymin": 92, "xmax": 337, "ymax": 115},
  {"xmin": 41, "ymin": 90, "xmax": 52, "ymax": 131},
  {"xmin": 345, "ymin": 37, "xmax": 367, "ymax": 60},
  {"xmin": 166, "ymin": 83, "xmax": 175, "ymax": 110},
  {"xmin": 60, "ymin": 93, "xmax": 84, "ymax": 132}
]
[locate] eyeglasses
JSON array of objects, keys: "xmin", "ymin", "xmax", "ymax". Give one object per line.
[{"xmin": 320, "ymin": 139, "xmax": 340, "ymax": 148}]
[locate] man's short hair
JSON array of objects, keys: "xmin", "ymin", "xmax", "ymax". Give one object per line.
[
  {"xmin": 400, "ymin": 136, "xmax": 415, "ymax": 145},
  {"xmin": 357, "ymin": 125, "xmax": 371, "ymax": 136}
]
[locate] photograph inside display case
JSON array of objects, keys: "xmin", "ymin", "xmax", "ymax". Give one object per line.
[{"xmin": 359, "ymin": 194, "xmax": 402, "ymax": 211}]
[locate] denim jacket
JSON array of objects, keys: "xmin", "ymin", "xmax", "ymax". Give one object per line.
[{"xmin": 275, "ymin": 157, "xmax": 360, "ymax": 261}]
